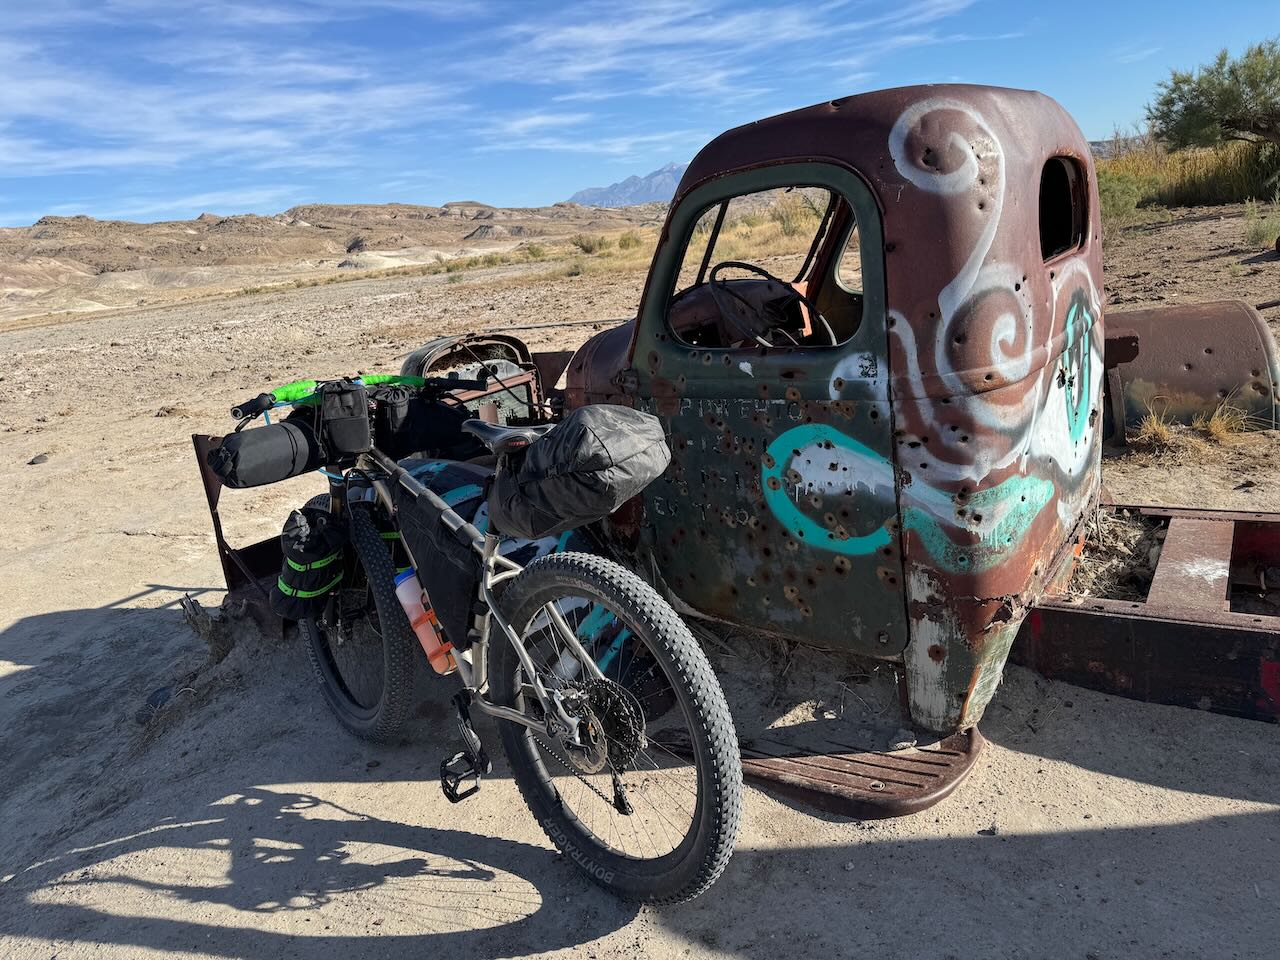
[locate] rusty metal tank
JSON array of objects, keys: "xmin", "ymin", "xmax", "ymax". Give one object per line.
[{"xmin": 566, "ymin": 85, "xmax": 1105, "ymax": 734}]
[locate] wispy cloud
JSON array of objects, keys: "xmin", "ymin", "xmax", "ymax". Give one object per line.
[
  {"xmin": 0, "ymin": 0, "xmax": 1013, "ymax": 221},
  {"xmin": 1114, "ymin": 44, "xmax": 1161, "ymax": 64}
]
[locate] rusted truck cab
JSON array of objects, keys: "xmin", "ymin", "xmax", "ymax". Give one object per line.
[{"xmin": 567, "ymin": 85, "xmax": 1105, "ymax": 734}]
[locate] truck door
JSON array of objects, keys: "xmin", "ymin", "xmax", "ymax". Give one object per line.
[{"xmin": 627, "ymin": 163, "xmax": 908, "ymax": 657}]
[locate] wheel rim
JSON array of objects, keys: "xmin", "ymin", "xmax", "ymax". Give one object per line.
[
  {"xmin": 312, "ymin": 575, "xmax": 386, "ymax": 715},
  {"xmin": 513, "ymin": 593, "xmax": 703, "ymax": 862}
]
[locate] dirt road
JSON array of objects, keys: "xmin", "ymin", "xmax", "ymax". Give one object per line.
[{"xmin": 2, "ymin": 217, "xmax": 1278, "ymax": 959}]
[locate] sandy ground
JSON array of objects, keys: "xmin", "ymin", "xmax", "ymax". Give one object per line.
[{"xmin": 1, "ymin": 212, "xmax": 1278, "ymax": 959}]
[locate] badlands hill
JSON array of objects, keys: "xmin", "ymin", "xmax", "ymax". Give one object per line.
[{"xmin": 0, "ymin": 200, "xmax": 665, "ymax": 325}]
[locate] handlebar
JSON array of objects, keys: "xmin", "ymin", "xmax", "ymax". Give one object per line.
[
  {"xmin": 230, "ymin": 373, "xmax": 490, "ymax": 420},
  {"xmin": 230, "ymin": 393, "xmax": 276, "ymax": 420}
]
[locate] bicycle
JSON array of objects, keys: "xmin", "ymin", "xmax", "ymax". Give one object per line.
[{"xmin": 216, "ymin": 375, "xmax": 743, "ymax": 903}]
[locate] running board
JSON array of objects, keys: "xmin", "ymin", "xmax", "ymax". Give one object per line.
[
  {"xmin": 658, "ymin": 728, "xmax": 983, "ymax": 820},
  {"xmin": 736, "ymin": 729, "xmax": 983, "ymax": 819}
]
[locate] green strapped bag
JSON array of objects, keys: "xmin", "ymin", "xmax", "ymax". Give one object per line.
[{"xmin": 270, "ymin": 506, "xmax": 350, "ymax": 621}]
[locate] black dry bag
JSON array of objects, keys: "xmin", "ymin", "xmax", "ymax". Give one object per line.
[
  {"xmin": 488, "ymin": 404, "xmax": 671, "ymax": 541},
  {"xmin": 270, "ymin": 506, "xmax": 349, "ymax": 620},
  {"xmin": 207, "ymin": 420, "xmax": 323, "ymax": 489}
]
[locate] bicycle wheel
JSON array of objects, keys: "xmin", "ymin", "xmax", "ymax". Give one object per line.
[
  {"xmin": 490, "ymin": 552, "xmax": 742, "ymax": 903},
  {"xmin": 300, "ymin": 503, "xmax": 417, "ymax": 742}
]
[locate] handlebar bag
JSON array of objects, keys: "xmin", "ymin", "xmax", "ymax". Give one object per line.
[
  {"xmin": 488, "ymin": 404, "xmax": 671, "ymax": 541},
  {"xmin": 319, "ymin": 379, "xmax": 372, "ymax": 460},
  {"xmin": 370, "ymin": 385, "xmax": 478, "ymax": 460},
  {"xmin": 270, "ymin": 506, "xmax": 349, "ymax": 620}
]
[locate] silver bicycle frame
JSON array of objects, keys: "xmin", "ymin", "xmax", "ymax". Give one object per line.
[{"xmin": 363, "ymin": 448, "xmax": 604, "ymax": 735}]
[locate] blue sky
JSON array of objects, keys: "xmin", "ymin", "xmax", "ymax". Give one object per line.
[{"xmin": 1, "ymin": 0, "xmax": 1277, "ymax": 226}]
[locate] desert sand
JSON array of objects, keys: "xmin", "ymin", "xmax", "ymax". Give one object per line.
[{"xmin": 1, "ymin": 205, "xmax": 1278, "ymax": 959}]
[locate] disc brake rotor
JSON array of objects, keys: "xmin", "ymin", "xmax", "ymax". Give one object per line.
[{"xmin": 559, "ymin": 677, "xmax": 646, "ymax": 774}]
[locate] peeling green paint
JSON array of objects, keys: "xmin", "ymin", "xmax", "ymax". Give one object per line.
[{"xmin": 902, "ymin": 474, "xmax": 1054, "ymax": 573}]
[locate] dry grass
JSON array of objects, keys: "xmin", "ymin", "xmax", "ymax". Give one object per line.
[
  {"xmin": 1129, "ymin": 398, "xmax": 1258, "ymax": 463},
  {"xmin": 1068, "ymin": 509, "xmax": 1165, "ymax": 601},
  {"xmin": 1192, "ymin": 399, "xmax": 1255, "ymax": 440},
  {"xmin": 1098, "ymin": 139, "xmax": 1279, "ymax": 208},
  {"xmin": 1242, "ymin": 196, "xmax": 1280, "ymax": 249}
]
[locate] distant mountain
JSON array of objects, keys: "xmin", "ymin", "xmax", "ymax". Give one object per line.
[{"xmin": 569, "ymin": 161, "xmax": 688, "ymax": 207}]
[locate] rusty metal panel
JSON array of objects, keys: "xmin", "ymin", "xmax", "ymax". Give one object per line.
[
  {"xmin": 1144, "ymin": 517, "xmax": 1233, "ymax": 612},
  {"xmin": 1107, "ymin": 300, "xmax": 1280, "ymax": 429},
  {"xmin": 566, "ymin": 85, "xmax": 1108, "ymax": 735},
  {"xmin": 1015, "ymin": 601, "xmax": 1280, "ymax": 723},
  {"xmin": 1015, "ymin": 503, "xmax": 1280, "ymax": 723},
  {"xmin": 191, "ymin": 434, "xmax": 282, "ymax": 600}
]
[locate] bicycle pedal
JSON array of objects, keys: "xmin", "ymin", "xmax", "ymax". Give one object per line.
[{"xmin": 440, "ymin": 751, "xmax": 483, "ymax": 803}]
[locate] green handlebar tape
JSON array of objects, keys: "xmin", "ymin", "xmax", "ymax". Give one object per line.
[
  {"xmin": 270, "ymin": 379, "xmax": 319, "ymax": 403},
  {"xmin": 269, "ymin": 374, "xmax": 427, "ymax": 406}
]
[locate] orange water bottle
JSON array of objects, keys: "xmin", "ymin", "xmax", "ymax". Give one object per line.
[{"xmin": 394, "ymin": 569, "xmax": 456, "ymax": 675}]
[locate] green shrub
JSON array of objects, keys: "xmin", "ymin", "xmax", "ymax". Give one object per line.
[
  {"xmin": 769, "ymin": 195, "xmax": 817, "ymax": 237},
  {"xmin": 618, "ymin": 230, "xmax": 642, "ymax": 250},
  {"xmin": 1097, "ymin": 168, "xmax": 1149, "ymax": 227},
  {"xmin": 522, "ymin": 242, "xmax": 547, "ymax": 259},
  {"xmin": 570, "ymin": 233, "xmax": 610, "ymax": 254}
]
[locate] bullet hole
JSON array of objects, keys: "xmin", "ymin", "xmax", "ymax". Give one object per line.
[
  {"xmin": 1184, "ymin": 363, "xmax": 1193, "ymax": 371},
  {"xmin": 1014, "ymin": 282, "xmax": 1021, "ymax": 291},
  {"xmin": 928, "ymin": 644, "xmax": 946, "ymax": 663},
  {"xmin": 766, "ymin": 476, "xmax": 782, "ymax": 490},
  {"xmin": 834, "ymin": 557, "xmax": 851, "ymax": 573},
  {"xmin": 1204, "ymin": 347, "xmax": 1213, "ymax": 355},
  {"xmin": 870, "ymin": 409, "xmax": 880, "ymax": 420},
  {"xmin": 954, "ymin": 332, "xmax": 967, "ymax": 344},
  {"xmin": 833, "ymin": 377, "xmax": 845, "ymax": 390},
  {"xmin": 885, "ymin": 242, "xmax": 897, "ymax": 253},
  {"xmin": 977, "ymin": 201, "xmax": 985, "ymax": 211}
]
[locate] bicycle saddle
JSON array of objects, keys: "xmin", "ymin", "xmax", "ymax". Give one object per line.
[{"xmin": 461, "ymin": 419, "xmax": 554, "ymax": 456}]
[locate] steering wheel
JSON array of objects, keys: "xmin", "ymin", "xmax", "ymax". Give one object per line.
[{"xmin": 707, "ymin": 260, "xmax": 838, "ymax": 347}]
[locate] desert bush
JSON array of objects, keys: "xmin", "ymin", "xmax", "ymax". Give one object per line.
[
  {"xmin": 769, "ymin": 195, "xmax": 817, "ymax": 237},
  {"xmin": 522, "ymin": 242, "xmax": 547, "ymax": 259},
  {"xmin": 618, "ymin": 230, "xmax": 642, "ymax": 250},
  {"xmin": 446, "ymin": 272, "xmax": 463, "ymax": 284},
  {"xmin": 1242, "ymin": 196, "xmax": 1280, "ymax": 248},
  {"xmin": 1096, "ymin": 168, "xmax": 1154, "ymax": 227},
  {"xmin": 570, "ymin": 233, "xmax": 610, "ymax": 254}
]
